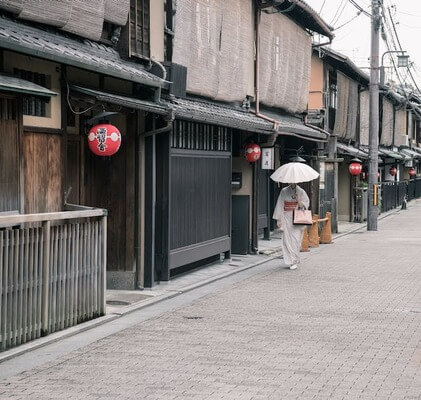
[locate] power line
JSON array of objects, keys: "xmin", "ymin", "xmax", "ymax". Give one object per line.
[
  {"xmin": 334, "ymin": 11, "xmax": 363, "ymax": 30},
  {"xmin": 386, "ymin": 5, "xmax": 421, "ymax": 94},
  {"xmin": 330, "ymin": 0, "xmax": 348, "ymax": 26},
  {"xmin": 319, "ymin": 0, "xmax": 327, "ymax": 15},
  {"xmin": 348, "ymin": 0, "xmax": 371, "ymax": 18}
]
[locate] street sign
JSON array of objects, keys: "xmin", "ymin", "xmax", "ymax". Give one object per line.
[{"xmin": 261, "ymin": 147, "xmax": 274, "ymax": 170}]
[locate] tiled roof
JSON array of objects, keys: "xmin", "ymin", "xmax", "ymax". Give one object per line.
[
  {"xmin": 71, "ymin": 85, "xmax": 169, "ymax": 115},
  {"xmin": 165, "ymin": 96, "xmax": 274, "ymax": 134},
  {"xmin": 166, "ymin": 97, "xmax": 329, "ymax": 141},
  {"xmin": 0, "ymin": 15, "xmax": 165, "ymax": 88},
  {"xmin": 337, "ymin": 142, "xmax": 369, "ymax": 159}
]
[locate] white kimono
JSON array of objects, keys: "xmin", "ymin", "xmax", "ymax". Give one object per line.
[{"xmin": 273, "ymin": 185, "xmax": 310, "ymax": 266}]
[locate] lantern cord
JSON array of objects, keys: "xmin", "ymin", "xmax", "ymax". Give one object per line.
[{"xmin": 66, "ymin": 82, "xmax": 97, "ymax": 115}]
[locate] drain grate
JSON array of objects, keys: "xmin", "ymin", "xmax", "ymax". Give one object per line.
[{"xmin": 183, "ymin": 316, "xmax": 203, "ymax": 320}]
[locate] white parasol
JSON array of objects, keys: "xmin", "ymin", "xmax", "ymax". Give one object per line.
[{"xmin": 270, "ymin": 162, "xmax": 319, "ymax": 183}]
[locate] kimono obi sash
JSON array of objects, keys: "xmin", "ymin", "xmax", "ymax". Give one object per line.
[{"xmin": 284, "ymin": 201, "xmax": 298, "ymax": 211}]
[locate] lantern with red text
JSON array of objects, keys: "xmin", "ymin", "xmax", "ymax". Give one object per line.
[
  {"xmin": 349, "ymin": 162, "xmax": 362, "ymax": 176},
  {"xmin": 409, "ymin": 168, "xmax": 416, "ymax": 177},
  {"xmin": 244, "ymin": 143, "xmax": 261, "ymax": 163},
  {"xmin": 88, "ymin": 124, "xmax": 121, "ymax": 156},
  {"xmin": 389, "ymin": 166, "xmax": 397, "ymax": 176}
]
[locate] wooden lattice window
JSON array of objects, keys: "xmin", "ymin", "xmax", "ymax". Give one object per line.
[
  {"xmin": 172, "ymin": 120, "xmax": 231, "ymax": 152},
  {"xmin": 129, "ymin": 0, "xmax": 150, "ymax": 59},
  {"xmin": 14, "ymin": 68, "xmax": 50, "ymax": 117},
  {"xmin": 164, "ymin": 0, "xmax": 174, "ymax": 62}
]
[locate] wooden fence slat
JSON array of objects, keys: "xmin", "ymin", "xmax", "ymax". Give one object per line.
[
  {"xmin": 17, "ymin": 230, "xmax": 24, "ymax": 346},
  {"xmin": 22, "ymin": 229, "xmax": 29, "ymax": 344},
  {"xmin": 74, "ymin": 223, "xmax": 80, "ymax": 326},
  {"xmin": 51, "ymin": 226, "xmax": 58, "ymax": 333},
  {"xmin": 0, "ymin": 232, "xmax": 4, "ymax": 350},
  {"xmin": 28, "ymin": 228, "xmax": 35, "ymax": 341},
  {"xmin": 93, "ymin": 221, "xmax": 98, "ymax": 316},
  {"xmin": 5, "ymin": 231, "xmax": 11, "ymax": 349},
  {"xmin": 12, "ymin": 229, "xmax": 19, "ymax": 347},
  {"xmin": 88, "ymin": 222, "xmax": 93, "ymax": 320},
  {"xmin": 1, "ymin": 216, "xmax": 105, "ymax": 352}
]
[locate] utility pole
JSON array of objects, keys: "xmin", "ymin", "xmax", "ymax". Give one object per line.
[{"xmin": 368, "ymin": 0, "xmax": 381, "ymax": 231}]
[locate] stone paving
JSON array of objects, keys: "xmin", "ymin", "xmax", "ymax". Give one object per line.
[{"xmin": 0, "ymin": 204, "xmax": 420, "ymax": 399}]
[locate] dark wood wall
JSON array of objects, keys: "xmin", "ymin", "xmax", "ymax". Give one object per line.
[
  {"xmin": 170, "ymin": 150, "xmax": 231, "ymax": 250},
  {"xmin": 67, "ymin": 113, "xmax": 136, "ymax": 273},
  {"xmin": 0, "ymin": 96, "xmax": 21, "ymax": 213},
  {"xmin": 23, "ymin": 132, "xmax": 62, "ymax": 213}
]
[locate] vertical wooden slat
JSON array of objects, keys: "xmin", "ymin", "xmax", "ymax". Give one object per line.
[
  {"xmin": 86, "ymin": 222, "xmax": 91, "ymax": 320},
  {"xmin": 93, "ymin": 220, "xmax": 98, "ymax": 316},
  {"xmin": 83, "ymin": 223, "xmax": 88, "ymax": 320},
  {"xmin": 5, "ymin": 230, "xmax": 11, "ymax": 349},
  {"xmin": 17, "ymin": 229, "xmax": 24, "ymax": 345},
  {"xmin": 81, "ymin": 223, "xmax": 86, "ymax": 321},
  {"xmin": 0, "ymin": 232, "xmax": 4, "ymax": 350},
  {"xmin": 51, "ymin": 226, "xmax": 58, "ymax": 332},
  {"xmin": 41, "ymin": 221, "xmax": 50, "ymax": 336},
  {"xmin": 22, "ymin": 228, "xmax": 29, "ymax": 344},
  {"xmin": 28, "ymin": 228, "xmax": 34, "ymax": 341},
  {"xmin": 59, "ymin": 225, "xmax": 65, "ymax": 330},
  {"xmin": 101, "ymin": 216, "xmax": 107, "ymax": 315},
  {"xmin": 69, "ymin": 224, "xmax": 75, "ymax": 326},
  {"xmin": 74, "ymin": 223, "xmax": 80, "ymax": 325},
  {"xmin": 65, "ymin": 224, "xmax": 71, "ymax": 328},
  {"xmin": 35, "ymin": 227, "xmax": 41, "ymax": 338},
  {"xmin": 12, "ymin": 229, "xmax": 19, "ymax": 347}
]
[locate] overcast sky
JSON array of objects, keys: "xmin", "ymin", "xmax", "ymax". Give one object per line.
[{"xmin": 305, "ymin": 0, "xmax": 421, "ymax": 88}]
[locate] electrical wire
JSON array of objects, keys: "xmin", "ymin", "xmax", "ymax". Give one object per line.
[
  {"xmin": 385, "ymin": 5, "xmax": 421, "ymax": 94},
  {"xmin": 319, "ymin": 0, "xmax": 327, "ymax": 15},
  {"xmin": 66, "ymin": 82, "xmax": 97, "ymax": 115},
  {"xmin": 330, "ymin": 0, "xmax": 347, "ymax": 26},
  {"xmin": 348, "ymin": 0, "xmax": 371, "ymax": 18},
  {"xmin": 334, "ymin": 11, "xmax": 362, "ymax": 30}
]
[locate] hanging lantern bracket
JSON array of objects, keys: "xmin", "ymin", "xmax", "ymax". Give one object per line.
[{"xmin": 87, "ymin": 111, "xmax": 119, "ymax": 126}]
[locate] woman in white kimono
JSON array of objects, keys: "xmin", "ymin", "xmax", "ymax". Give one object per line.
[{"xmin": 273, "ymin": 184, "xmax": 310, "ymax": 270}]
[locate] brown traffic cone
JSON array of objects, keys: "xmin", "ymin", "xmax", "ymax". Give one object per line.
[
  {"xmin": 308, "ymin": 214, "xmax": 319, "ymax": 248},
  {"xmin": 320, "ymin": 212, "xmax": 333, "ymax": 244},
  {"xmin": 300, "ymin": 227, "xmax": 310, "ymax": 252}
]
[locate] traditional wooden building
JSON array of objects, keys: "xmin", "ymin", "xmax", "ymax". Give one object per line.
[
  {"xmin": 142, "ymin": 0, "xmax": 333, "ymax": 284},
  {"xmin": 0, "ymin": 0, "xmax": 334, "ymax": 293},
  {"xmin": 0, "ymin": 1, "xmax": 168, "ymax": 294},
  {"xmin": 309, "ymin": 47, "xmax": 421, "ymax": 223}
]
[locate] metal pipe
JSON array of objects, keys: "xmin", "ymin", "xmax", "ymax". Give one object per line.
[{"xmin": 312, "ymin": 37, "xmax": 333, "ymax": 48}]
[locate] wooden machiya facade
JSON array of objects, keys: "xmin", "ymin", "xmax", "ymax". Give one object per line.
[
  {"xmin": 0, "ymin": 1, "xmax": 168, "ymax": 293},
  {"xmin": 0, "ymin": 0, "xmax": 335, "ymax": 296},
  {"xmin": 145, "ymin": 119, "xmax": 232, "ymax": 285},
  {"xmin": 309, "ymin": 47, "xmax": 421, "ymax": 224}
]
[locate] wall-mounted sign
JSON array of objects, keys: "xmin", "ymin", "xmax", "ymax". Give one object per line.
[{"xmin": 261, "ymin": 147, "xmax": 274, "ymax": 170}]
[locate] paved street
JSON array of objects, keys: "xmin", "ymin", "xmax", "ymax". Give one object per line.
[{"xmin": 1, "ymin": 203, "xmax": 421, "ymax": 400}]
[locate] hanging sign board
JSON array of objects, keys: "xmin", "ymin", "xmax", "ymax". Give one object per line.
[{"xmin": 261, "ymin": 147, "xmax": 274, "ymax": 170}]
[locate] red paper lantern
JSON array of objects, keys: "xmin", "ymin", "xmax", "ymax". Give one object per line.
[
  {"xmin": 389, "ymin": 166, "xmax": 397, "ymax": 176},
  {"xmin": 409, "ymin": 168, "xmax": 416, "ymax": 177},
  {"xmin": 349, "ymin": 162, "xmax": 362, "ymax": 176},
  {"xmin": 88, "ymin": 124, "xmax": 121, "ymax": 156},
  {"xmin": 244, "ymin": 143, "xmax": 261, "ymax": 162}
]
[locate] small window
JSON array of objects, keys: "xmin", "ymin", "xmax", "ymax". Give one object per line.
[
  {"xmin": 14, "ymin": 68, "xmax": 50, "ymax": 117},
  {"xmin": 172, "ymin": 120, "xmax": 231, "ymax": 152},
  {"xmin": 164, "ymin": 0, "xmax": 174, "ymax": 61},
  {"xmin": 129, "ymin": 0, "xmax": 150, "ymax": 59}
]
